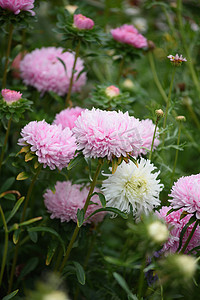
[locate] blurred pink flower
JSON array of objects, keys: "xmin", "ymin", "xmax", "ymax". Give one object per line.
[
  {"xmin": 18, "ymin": 120, "xmax": 76, "ymax": 170},
  {"xmin": 53, "ymin": 106, "xmax": 85, "ymax": 130},
  {"xmin": 1, "ymin": 88, "xmax": 22, "ymax": 104},
  {"xmin": 0, "ymin": 0, "xmax": 35, "ymax": 15},
  {"xmin": 167, "ymin": 54, "xmax": 187, "ymax": 65},
  {"xmin": 20, "ymin": 47, "xmax": 86, "ymax": 96},
  {"xmin": 156, "ymin": 206, "xmax": 200, "ymax": 254},
  {"xmin": 73, "ymin": 14, "xmax": 94, "ymax": 30},
  {"xmin": 72, "ymin": 108, "xmax": 142, "ymax": 160},
  {"xmin": 111, "ymin": 24, "xmax": 148, "ymax": 48},
  {"xmin": 44, "ymin": 181, "xmax": 105, "ymax": 224},
  {"xmin": 105, "ymin": 85, "xmax": 120, "ymax": 98},
  {"xmin": 169, "ymin": 174, "xmax": 200, "ymax": 219},
  {"xmin": 11, "ymin": 52, "xmax": 26, "ymax": 79}
]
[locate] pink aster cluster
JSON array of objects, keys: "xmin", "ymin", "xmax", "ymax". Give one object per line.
[
  {"xmin": 1, "ymin": 88, "xmax": 22, "ymax": 104},
  {"xmin": 73, "ymin": 14, "xmax": 94, "ymax": 30},
  {"xmin": 44, "ymin": 181, "xmax": 105, "ymax": 224},
  {"xmin": 169, "ymin": 174, "xmax": 200, "ymax": 219},
  {"xmin": 111, "ymin": 24, "xmax": 148, "ymax": 49},
  {"xmin": 72, "ymin": 108, "xmax": 143, "ymax": 160},
  {"xmin": 156, "ymin": 206, "xmax": 200, "ymax": 254},
  {"xmin": 0, "ymin": 0, "xmax": 35, "ymax": 15},
  {"xmin": 18, "ymin": 120, "xmax": 76, "ymax": 170},
  {"xmin": 20, "ymin": 47, "xmax": 86, "ymax": 96},
  {"xmin": 53, "ymin": 106, "xmax": 85, "ymax": 130}
]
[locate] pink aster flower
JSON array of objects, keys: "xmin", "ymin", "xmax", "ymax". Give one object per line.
[
  {"xmin": 53, "ymin": 106, "xmax": 85, "ymax": 130},
  {"xmin": 111, "ymin": 24, "xmax": 148, "ymax": 48},
  {"xmin": 18, "ymin": 120, "xmax": 76, "ymax": 170},
  {"xmin": 0, "ymin": 0, "xmax": 35, "ymax": 15},
  {"xmin": 72, "ymin": 108, "xmax": 142, "ymax": 160},
  {"xmin": 156, "ymin": 206, "xmax": 200, "ymax": 254},
  {"xmin": 167, "ymin": 54, "xmax": 187, "ymax": 66},
  {"xmin": 73, "ymin": 14, "xmax": 94, "ymax": 30},
  {"xmin": 169, "ymin": 174, "xmax": 200, "ymax": 219},
  {"xmin": 20, "ymin": 47, "xmax": 86, "ymax": 96},
  {"xmin": 105, "ymin": 85, "xmax": 120, "ymax": 98},
  {"xmin": 44, "ymin": 181, "xmax": 105, "ymax": 224},
  {"xmin": 1, "ymin": 88, "xmax": 22, "ymax": 104}
]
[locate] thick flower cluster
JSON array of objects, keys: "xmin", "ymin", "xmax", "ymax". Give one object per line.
[
  {"xmin": 169, "ymin": 174, "xmax": 200, "ymax": 219},
  {"xmin": 20, "ymin": 47, "xmax": 86, "ymax": 96},
  {"xmin": 102, "ymin": 158, "xmax": 163, "ymax": 218},
  {"xmin": 111, "ymin": 24, "xmax": 148, "ymax": 48},
  {"xmin": 72, "ymin": 108, "xmax": 143, "ymax": 160},
  {"xmin": 53, "ymin": 107, "xmax": 85, "ymax": 130},
  {"xmin": 156, "ymin": 206, "xmax": 200, "ymax": 254},
  {"xmin": 0, "ymin": 0, "xmax": 35, "ymax": 15},
  {"xmin": 18, "ymin": 120, "xmax": 76, "ymax": 170},
  {"xmin": 1, "ymin": 89, "xmax": 22, "ymax": 104},
  {"xmin": 44, "ymin": 181, "xmax": 105, "ymax": 224}
]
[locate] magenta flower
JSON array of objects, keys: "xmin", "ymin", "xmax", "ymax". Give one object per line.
[
  {"xmin": 0, "ymin": 0, "xmax": 35, "ymax": 15},
  {"xmin": 169, "ymin": 174, "xmax": 200, "ymax": 219},
  {"xmin": 167, "ymin": 54, "xmax": 187, "ymax": 66},
  {"xmin": 1, "ymin": 89, "xmax": 22, "ymax": 104},
  {"xmin": 105, "ymin": 85, "xmax": 120, "ymax": 98},
  {"xmin": 53, "ymin": 107, "xmax": 85, "ymax": 130},
  {"xmin": 73, "ymin": 14, "xmax": 94, "ymax": 30},
  {"xmin": 44, "ymin": 181, "xmax": 105, "ymax": 224},
  {"xmin": 18, "ymin": 120, "xmax": 76, "ymax": 170},
  {"xmin": 111, "ymin": 24, "xmax": 148, "ymax": 48},
  {"xmin": 72, "ymin": 108, "xmax": 142, "ymax": 160},
  {"xmin": 20, "ymin": 47, "xmax": 86, "ymax": 96},
  {"xmin": 156, "ymin": 206, "xmax": 200, "ymax": 254}
]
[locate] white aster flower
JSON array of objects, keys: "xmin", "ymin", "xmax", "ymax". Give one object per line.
[{"xmin": 101, "ymin": 158, "xmax": 163, "ymax": 218}]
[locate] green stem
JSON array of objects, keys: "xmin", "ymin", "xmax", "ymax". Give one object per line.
[
  {"xmin": 148, "ymin": 52, "xmax": 168, "ymax": 104},
  {"xmin": 59, "ymin": 161, "xmax": 102, "ymax": 273},
  {"xmin": 185, "ymin": 101, "xmax": 200, "ymax": 129},
  {"xmin": 8, "ymin": 165, "xmax": 42, "ymax": 293},
  {"xmin": 137, "ymin": 256, "xmax": 146, "ymax": 300},
  {"xmin": 0, "ymin": 205, "xmax": 9, "ymax": 287},
  {"xmin": 116, "ymin": 57, "xmax": 125, "ymax": 85},
  {"xmin": 0, "ymin": 117, "xmax": 12, "ymax": 175},
  {"xmin": 65, "ymin": 40, "xmax": 81, "ymax": 108},
  {"xmin": 162, "ymin": 6, "xmax": 176, "ymax": 38},
  {"xmin": 162, "ymin": 67, "xmax": 176, "ymax": 146},
  {"xmin": 170, "ymin": 122, "xmax": 182, "ymax": 185},
  {"xmin": 149, "ymin": 117, "xmax": 159, "ymax": 161},
  {"xmin": 180, "ymin": 220, "xmax": 198, "ymax": 254},
  {"xmin": 2, "ymin": 24, "xmax": 14, "ymax": 89},
  {"xmin": 176, "ymin": 0, "xmax": 200, "ymax": 94}
]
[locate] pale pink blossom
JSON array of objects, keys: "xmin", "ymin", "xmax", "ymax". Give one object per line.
[
  {"xmin": 18, "ymin": 120, "xmax": 76, "ymax": 170},
  {"xmin": 111, "ymin": 24, "xmax": 148, "ymax": 48},
  {"xmin": 44, "ymin": 181, "xmax": 105, "ymax": 224},
  {"xmin": 105, "ymin": 85, "xmax": 120, "ymax": 98},
  {"xmin": 73, "ymin": 14, "xmax": 94, "ymax": 30},
  {"xmin": 137, "ymin": 118, "xmax": 159, "ymax": 155},
  {"xmin": 1, "ymin": 89, "xmax": 22, "ymax": 104},
  {"xmin": 53, "ymin": 107, "xmax": 85, "ymax": 130},
  {"xmin": 0, "ymin": 0, "xmax": 35, "ymax": 15},
  {"xmin": 20, "ymin": 47, "xmax": 86, "ymax": 96},
  {"xmin": 169, "ymin": 174, "xmax": 200, "ymax": 219},
  {"xmin": 167, "ymin": 54, "xmax": 187, "ymax": 65},
  {"xmin": 156, "ymin": 206, "xmax": 200, "ymax": 254},
  {"xmin": 72, "ymin": 108, "xmax": 142, "ymax": 160}
]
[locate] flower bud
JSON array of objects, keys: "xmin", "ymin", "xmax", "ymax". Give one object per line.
[
  {"xmin": 148, "ymin": 221, "xmax": 169, "ymax": 244},
  {"xmin": 176, "ymin": 115, "xmax": 186, "ymax": 122},
  {"xmin": 73, "ymin": 14, "xmax": 94, "ymax": 30},
  {"xmin": 122, "ymin": 79, "xmax": 134, "ymax": 90},
  {"xmin": 65, "ymin": 5, "xmax": 78, "ymax": 14},
  {"xmin": 1, "ymin": 89, "xmax": 22, "ymax": 104},
  {"xmin": 155, "ymin": 109, "xmax": 164, "ymax": 118},
  {"xmin": 105, "ymin": 85, "xmax": 120, "ymax": 98}
]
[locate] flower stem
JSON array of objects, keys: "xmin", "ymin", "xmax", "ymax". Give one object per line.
[
  {"xmin": 149, "ymin": 116, "xmax": 159, "ymax": 161},
  {"xmin": 0, "ymin": 117, "xmax": 12, "ymax": 176},
  {"xmin": 65, "ymin": 40, "xmax": 81, "ymax": 108},
  {"xmin": 180, "ymin": 219, "xmax": 198, "ymax": 254},
  {"xmin": 59, "ymin": 160, "xmax": 102, "ymax": 273},
  {"xmin": 162, "ymin": 67, "xmax": 176, "ymax": 146},
  {"xmin": 116, "ymin": 57, "xmax": 125, "ymax": 85},
  {"xmin": 148, "ymin": 52, "xmax": 168, "ymax": 104},
  {"xmin": 170, "ymin": 122, "xmax": 182, "ymax": 185},
  {"xmin": 137, "ymin": 256, "xmax": 146, "ymax": 300},
  {"xmin": 2, "ymin": 24, "xmax": 14, "ymax": 89},
  {"xmin": 0, "ymin": 205, "xmax": 9, "ymax": 287},
  {"xmin": 8, "ymin": 165, "xmax": 42, "ymax": 293}
]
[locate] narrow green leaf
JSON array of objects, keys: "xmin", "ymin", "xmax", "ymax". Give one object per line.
[
  {"xmin": 2, "ymin": 289, "xmax": 19, "ymax": 300},
  {"xmin": 0, "ymin": 177, "xmax": 15, "ymax": 193},
  {"xmin": 77, "ymin": 208, "xmax": 85, "ymax": 227},
  {"xmin": 128, "ymin": 156, "xmax": 138, "ymax": 167},
  {"xmin": 16, "ymin": 172, "xmax": 29, "ymax": 181},
  {"xmin": 57, "ymin": 57, "xmax": 67, "ymax": 72},
  {"xmin": 28, "ymin": 230, "xmax": 38, "ymax": 243},
  {"xmin": 13, "ymin": 229, "xmax": 20, "ymax": 244},
  {"xmin": 6, "ymin": 197, "xmax": 25, "ymax": 224},
  {"xmin": 113, "ymin": 272, "xmax": 136, "ymax": 299},
  {"xmin": 90, "ymin": 192, "xmax": 106, "ymax": 208},
  {"xmin": 18, "ymin": 257, "xmax": 39, "ymax": 280},
  {"xmin": 73, "ymin": 261, "xmax": 85, "ymax": 285},
  {"xmin": 2, "ymin": 194, "xmax": 16, "ymax": 200},
  {"xmin": 75, "ymin": 68, "xmax": 86, "ymax": 82},
  {"xmin": 46, "ymin": 240, "xmax": 58, "ymax": 266},
  {"xmin": 67, "ymin": 152, "xmax": 84, "ymax": 170},
  {"xmin": 85, "ymin": 207, "xmax": 128, "ymax": 222},
  {"xmin": 177, "ymin": 215, "xmax": 196, "ymax": 251},
  {"xmin": 19, "ymin": 216, "xmax": 42, "ymax": 227},
  {"xmin": 25, "ymin": 152, "xmax": 35, "ymax": 162}
]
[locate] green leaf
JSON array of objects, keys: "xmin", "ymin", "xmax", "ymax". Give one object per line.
[
  {"xmin": 6, "ymin": 197, "xmax": 25, "ymax": 224},
  {"xmin": 57, "ymin": 57, "xmax": 67, "ymax": 73},
  {"xmin": 73, "ymin": 261, "xmax": 85, "ymax": 285},
  {"xmin": 77, "ymin": 208, "xmax": 85, "ymax": 227},
  {"xmin": 85, "ymin": 207, "xmax": 128, "ymax": 222},
  {"xmin": 28, "ymin": 227, "xmax": 65, "ymax": 253},
  {"xmin": 18, "ymin": 257, "xmax": 39, "ymax": 280},
  {"xmin": 67, "ymin": 152, "xmax": 84, "ymax": 170},
  {"xmin": 16, "ymin": 171, "xmax": 29, "ymax": 181},
  {"xmin": 19, "ymin": 216, "xmax": 42, "ymax": 227},
  {"xmin": 25, "ymin": 152, "xmax": 35, "ymax": 162},
  {"xmin": 177, "ymin": 215, "xmax": 196, "ymax": 251},
  {"xmin": 2, "ymin": 289, "xmax": 19, "ymax": 300},
  {"xmin": 0, "ymin": 177, "xmax": 15, "ymax": 193},
  {"xmin": 113, "ymin": 272, "xmax": 136, "ymax": 299},
  {"xmin": 28, "ymin": 230, "xmax": 38, "ymax": 243},
  {"xmin": 13, "ymin": 229, "xmax": 20, "ymax": 244},
  {"xmin": 128, "ymin": 156, "xmax": 138, "ymax": 167},
  {"xmin": 90, "ymin": 192, "xmax": 106, "ymax": 208},
  {"xmin": 2, "ymin": 194, "xmax": 16, "ymax": 200},
  {"xmin": 46, "ymin": 240, "xmax": 58, "ymax": 266}
]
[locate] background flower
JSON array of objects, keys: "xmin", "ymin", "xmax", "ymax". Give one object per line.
[
  {"xmin": 0, "ymin": 0, "xmax": 35, "ymax": 15},
  {"xmin": 73, "ymin": 14, "xmax": 94, "ymax": 30},
  {"xmin": 53, "ymin": 107, "xmax": 85, "ymax": 130},
  {"xmin": 1, "ymin": 89, "xmax": 22, "ymax": 104},
  {"xmin": 20, "ymin": 47, "xmax": 86, "ymax": 96}
]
